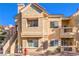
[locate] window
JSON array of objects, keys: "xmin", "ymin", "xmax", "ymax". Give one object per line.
[
  {"xmin": 27, "ymin": 39, "xmax": 38, "ymax": 47},
  {"xmin": 50, "ymin": 40, "xmax": 58, "ymax": 46},
  {"xmin": 27, "ymin": 18, "xmax": 38, "ymax": 27},
  {"xmin": 50, "ymin": 21, "xmax": 59, "ymax": 28}
]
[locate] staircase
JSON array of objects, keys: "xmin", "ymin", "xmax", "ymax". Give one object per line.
[
  {"xmin": 0, "ymin": 28, "xmax": 17, "ymax": 55},
  {"xmin": 0, "ymin": 30, "xmax": 10, "ymax": 54},
  {"xmin": 5, "ymin": 32, "xmax": 17, "ymax": 54}
]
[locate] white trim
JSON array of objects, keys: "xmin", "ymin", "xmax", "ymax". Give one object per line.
[
  {"xmin": 51, "ymin": 38, "xmax": 58, "ymax": 41},
  {"xmin": 21, "ymin": 4, "xmax": 31, "ymax": 13}
]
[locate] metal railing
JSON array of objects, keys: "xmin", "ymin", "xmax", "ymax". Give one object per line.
[
  {"xmin": 0, "ymin": 30, "xmax": 11, "ymax": 54},
  {"xmin": 5, "ymin": 30, "xmax": 17, "ymax": 54},
  {"xmin": 1, "ymin": 30, "xmax": 10, "ymax": 46},
  {"xmin": 60, "ymin": 27, "xmax": 75, "ymax": 36},
  {"xmin": 1, "ymin": 28, "xmax": 17, "ymax": 54},
  {"xmin": 61, "ymin": 27, "xmax": 73, "ymax": 33},
  {"xmin": 61, "ymin": 46, "xmax": 76, "ymax": 52}
]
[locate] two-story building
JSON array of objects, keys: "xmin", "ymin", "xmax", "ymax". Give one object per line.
[{"xmin": 14, "ymin": 3, "xmax": 79, "ymax": 55}]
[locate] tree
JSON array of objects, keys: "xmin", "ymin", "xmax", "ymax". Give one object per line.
[{"xmin": 0, "ymin": 25, "xmax": 2, "ymax": 32}]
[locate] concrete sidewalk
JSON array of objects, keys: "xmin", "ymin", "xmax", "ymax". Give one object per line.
[{"xmin": 0, "ymin": 52, "xmax": 79, "ymax": 56}]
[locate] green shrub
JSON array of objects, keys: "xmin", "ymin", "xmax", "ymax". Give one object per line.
[{"xmin": 0, "ymin": 29, "xmax": 2, "ymax": 32}]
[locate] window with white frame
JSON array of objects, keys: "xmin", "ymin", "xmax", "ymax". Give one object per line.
[
  {"xmin": 50, "ymin": 40, "xmax": 58, "ymax": 46},
  {"xmin": 50, "ymin": 21, "xmax": 59, "ymax": 28},
  {"xmin": 27, "ymin": 18, "xmax": 38, "ymax": 27},
  {"xmin": 27, "ymin": 39, "xmax": 38, "ymax": 47}
]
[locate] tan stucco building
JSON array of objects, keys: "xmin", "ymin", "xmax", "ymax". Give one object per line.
[{"xmin": 8, "ymin": 3, "xmax": 79, "ymax": 55}]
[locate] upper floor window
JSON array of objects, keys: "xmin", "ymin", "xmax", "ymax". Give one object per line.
[
  {"xmin": 50, "ymin": 21, "xmax": 59, "ymax": 28},
  {"xmin": 27, "ymin": 18, "xmax": 38, "ymax": 27}
]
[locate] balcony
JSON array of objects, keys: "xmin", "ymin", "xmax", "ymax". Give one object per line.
[
  {"xmin": 60, "ymin": 27, "xmax": 75, "ymax": 38},
  {"xmin": 21, "ymin": 32, "xmax": 43, "ymax": 37}
]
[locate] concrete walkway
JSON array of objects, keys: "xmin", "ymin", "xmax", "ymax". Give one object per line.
[
  {"xmin": 0, "ymin": 52, "xmax": 79, "ymax": 56},
  {"xmin": 54, "ymin": 52, "xmax": 79, "ymax": 56}
]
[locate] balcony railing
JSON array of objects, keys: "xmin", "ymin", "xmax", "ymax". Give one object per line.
[
  {"xmin": 60, "ymin": 27, "xmax": 75, "ymax": 34},
  {"xmin": 60, "ymin": 27, "xmax": 75, "ymax": 38},
  {"xmin": 61, "ymin": 46, "xmax": 75, "ymax": 52},
  {"xmin": 61, "ymin": 27, "xmax": 73, "ymax": 33}
]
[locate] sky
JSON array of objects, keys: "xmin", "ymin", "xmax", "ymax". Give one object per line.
[{"xmin": 0, "ymin": 3, "xmax": 79, "ymax": 26}]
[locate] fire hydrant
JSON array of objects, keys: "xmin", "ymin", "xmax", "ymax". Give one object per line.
[{"xmin": 24, "ymin": 48, "xmax": 28, "ymax": 55}]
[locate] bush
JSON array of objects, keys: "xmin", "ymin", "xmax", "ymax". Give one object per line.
[
  {"xmin": 55, "ymin": 47, "xmax": 61, "ymax": 53},
  {"xmin": 76, "ymin": 47, "xmax": 79, "ymax": 52},
  {"xmin": 0, "ymin": 29, "xmax": 2, "ymax": 32},
  {"xmin": 45, "ymin": 50, "xmax": 52, "ymax": 55}
]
